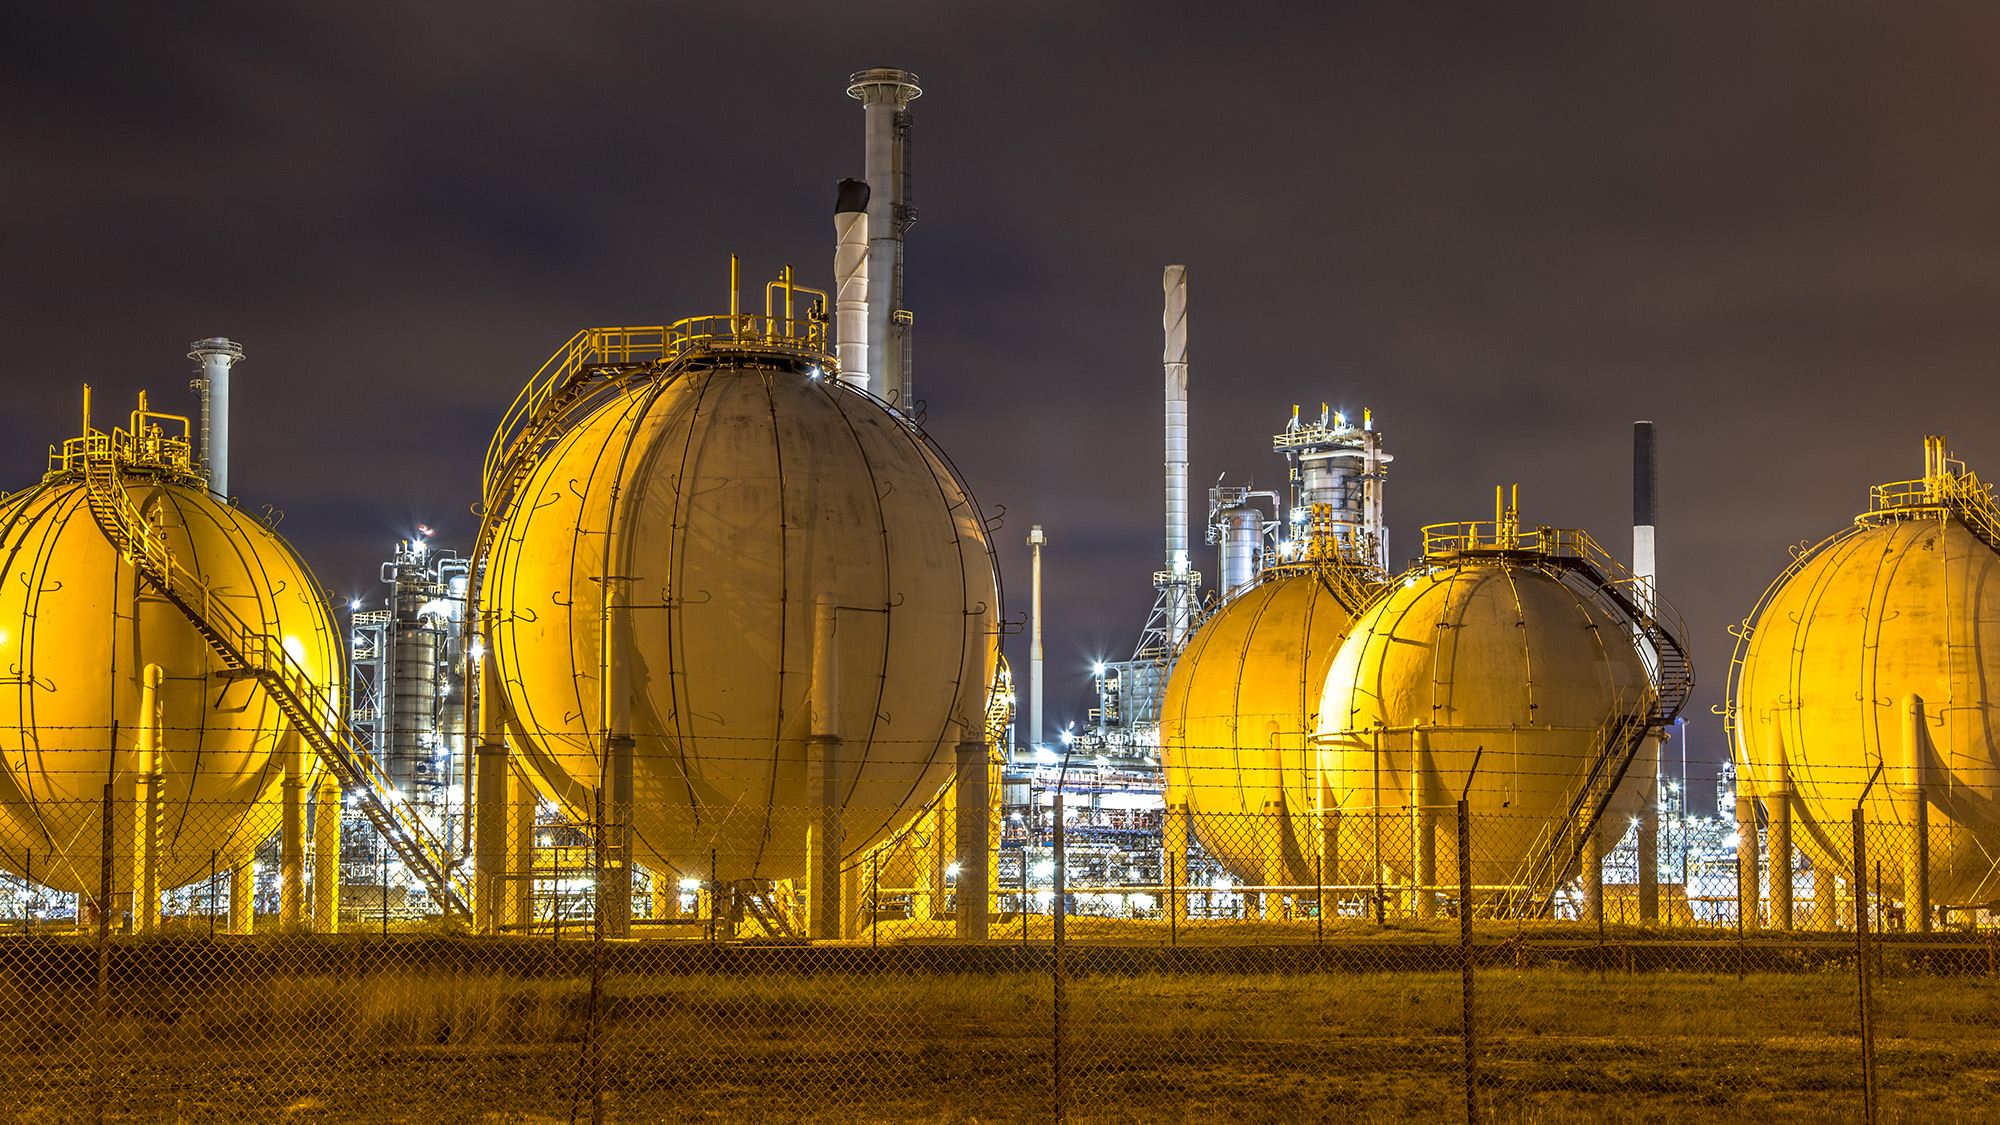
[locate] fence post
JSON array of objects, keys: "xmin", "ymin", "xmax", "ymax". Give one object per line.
[
  {"xmin": 1459, "ymin": 797, "xmax": 1477, "ymax": 1125},
  {"xmin": 94, "ymin": 778, "xmax": 114, "ymax": 1125},
  {"xmin": 1852, "ymin": 808, "xmax": 1877, "ymax": 1125},
  {"xmin": 1053, "ymin": 792, "xmax": 1068, "ymax": 1124}
]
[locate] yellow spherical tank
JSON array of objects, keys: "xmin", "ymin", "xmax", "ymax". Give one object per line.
[
  {"xmin": 482, "ymin": 319, "xmax": 998, "ymax": 884},
  {"xmin": 0, "ymin": 400, "xmax": 342, "ymax": 896},
  {"xmin": 1315, "ymin": 512, "xmax": 1657, "ymax": 904},
  {"xmin": 1161, "ymin": 565, "xmax": 1374, "ymax": 887},
  {"xmin": 1732, "ymin": 439, "xmax": 2000, "ymax": 907}
]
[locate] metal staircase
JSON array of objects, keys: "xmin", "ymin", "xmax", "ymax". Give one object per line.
[{"xmin": 80, "ymin": 445, "xmax": 472, "ymax": 918}]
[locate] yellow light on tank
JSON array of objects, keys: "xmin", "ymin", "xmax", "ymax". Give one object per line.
[{"xmin": 282, "ymin": 636, "xmax": 306, "ymax": 662}]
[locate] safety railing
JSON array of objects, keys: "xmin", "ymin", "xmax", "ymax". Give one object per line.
[{"xmin": 1868, "ymin": 473, "xmax": 2000, "ymax": 554}]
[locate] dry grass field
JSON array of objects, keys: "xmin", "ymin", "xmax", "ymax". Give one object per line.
[{"xmin": 0, "ymin": 933, "xmax": 1994, "ymax": 1124}]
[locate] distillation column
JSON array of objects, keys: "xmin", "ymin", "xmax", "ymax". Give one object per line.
[{"xmin": 1162, "ymin": 265, "xmax": 1192, "ymax": 646}]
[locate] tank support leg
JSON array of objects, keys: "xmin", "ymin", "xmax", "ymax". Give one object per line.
[
  {"xmin": 312, "ymin": 776, "xmax": 341, "ymax": 934},
  {"xmin": 473, "ymin": 741, "xmax": 510, "ymax": 935},
  {"xmin": 1735, "ymin": 794, "xmax": 1761, "ymax": 931},
  {"xmin": 230, "ymin": 858, "xmax": 256, "ymax": 935},
  {"xmin": 1814, "ymin": 870, "xmax": 1838, "ymax": 931},
  {"xmin": 651, "ymin": 866, "xmax": 681, "ymax": 921},
  {"xmin": 508, "ymin": 762, "xmax": 536, "ymax": 932},
  {"xmin": 601, "ymin": 735, "xmax": 634, "ymax": 939},
  {"xmin": 1263, "ymin": 798, "xmax": 1288, "ymax": 921},
  {"xmin": 280, "ymin": 732, "xmax": 305, "ymax": 932},
  {"xmin": 806, "ymin": 733, "xmax": 843, "ymax": 940},
  {"xmin": 1582, "ymin": 826, "xmax": 1604, "ymax": 928},
  {"xmin": 1770, "ymin": 796, "xmax": 1793, "ymax": 931},
  {"xmin": 1164, "ymin": 802, "xmax": 1189, "ymax": 930},
  {"xmin": 955, "ymin": 739, "xmax": 990, "ymax": 939},
  {"xmin": 1908, "ymin": 795, "xmax": 1930, "ymax": 934},
  {"xmin": 1414, "ymin": 806, "xmax": 1437, "ymax": 921}
]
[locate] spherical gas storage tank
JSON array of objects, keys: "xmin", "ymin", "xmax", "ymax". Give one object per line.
[
  {"xmin": 1732, "ymin": 439, "xmax": 2000, "ymax": 907},
  {"xmin": 0, "ymin": 399, "xmax": 342, "ymax": 896},
  {"xmin": 1161, "ymin": 560, "xmax": 1379, "ymax": 889},
  {"xmin": 1315, "ymin": 512, "xmax": 1657, "ymax": 907},
  {"xmin": 482, "ymin": 316, "xmax": 999, "ymax": 884}
]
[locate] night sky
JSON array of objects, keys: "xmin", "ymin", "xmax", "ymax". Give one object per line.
[{"xmin": 7, "ymin": 3, "xmax": 2000, "ymax": 812}]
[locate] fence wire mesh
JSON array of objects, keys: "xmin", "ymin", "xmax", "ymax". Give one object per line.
[{"xmin": 0, "ymin": 784, "xmax": 1994, "ymax": 1123}]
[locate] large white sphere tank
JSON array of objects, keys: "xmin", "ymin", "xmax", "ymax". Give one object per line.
[
  {"xmin": 484, "ymin": 329, "xmax": 999, "ymax": 883},
  {"xmin": 0, "ymin": 403, "xmax": 342, "ymax": 896}
]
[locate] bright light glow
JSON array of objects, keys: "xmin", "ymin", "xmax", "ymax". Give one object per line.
[
  {"xmin": 1130, "ymin": 893, "xmax": 1156, "ymax": 911},
  {"xmin": 1034, "ymin": 889, "xmax": 1055, "ymax": 905},
  {"xmin": 1211, "ymin": 877, "xmax": 1233, "ymax": 891},
  {"xmin": 282, "ymin": 636, "xmax": 306, "ymax": 661},
  {"xmin": 1060, "ymin": 730, "xmax": 1074, "ymax": 746},
  {"xmin": 1032, "ymin": 860, "xmax": 1055, "ymax": 879},
  {"xmin": 1036, "ymin": 747, "xmax": 1057, "ymax": 764},
  {"xmin": 679, "ymin": 878, "xmax": 700, "ymax": 891},
  {"xmin": 349, "ymin": 599, "xmax": 363, "ymax": 611},
  {"xmin": 417, "ymin": 598, "xmax": 452, "ymax": 620},
  {"xmin": 1092, "ymin": 662, "xmax": 1106, "ymax": 676},
  {"xmin": 1724, "ymin": 833, "xmax": 1741, "ymax": 849},
  {"xmin": 469, "ymin": 639, "xmax": 485, "ymax": 662},
  {"xmin": 946, "ymin": 863, "xmax": 961, "ymax": 878}
]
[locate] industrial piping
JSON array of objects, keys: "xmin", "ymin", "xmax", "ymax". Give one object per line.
[
  {"xmin": 833, "ymin": 179, "xmax": 871, "ymax": 391},
  {"xmin": 846, "ymin": 68, "xmax": 921, "ymax": 409},
  {"xmin": 188, "ymin": 337, "xmax": 244, "ymax": 500},
  {"xmin": 1162, "ymin": 265, "xmax": 1191, "ymax": 646}
]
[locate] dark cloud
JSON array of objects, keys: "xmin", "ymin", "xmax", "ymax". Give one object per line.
[{"xmin": 7, "ymin": 1, "xmax": 2000, "ymax": 810}]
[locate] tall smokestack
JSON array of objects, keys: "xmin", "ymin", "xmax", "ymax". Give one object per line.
[
  {"xmin": 846, "ymin": 68, "xmax": 921, "ymax": 409},
  {"xmin": 1028, "ymin": 525, "xmax": 1047, "ymax": 750},
  {"xmin": 189, "ymin": 338, "xmax": 245, "ymax": 500},
  {"xmin": 833, "ymin": 178, "xmax": 871, "ymax": 390},
  {"xmin": 1163, "ymin": 265, "xmax": 1190, "ymax": 645},
  {"xmin": 1633, "ymin": 420, "xmax": 1657, "ymax": 606}
]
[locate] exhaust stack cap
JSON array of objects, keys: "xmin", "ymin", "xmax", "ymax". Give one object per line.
[{"xmin": 835, "ymin": 178, "xmax": 871, "ymax": 214}]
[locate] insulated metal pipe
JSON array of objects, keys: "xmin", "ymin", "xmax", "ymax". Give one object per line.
[
  {"xmin": 809, "ymin": 593, "xmax": 842, "ymax": 940},
  {"xmin": 134, "ymin": 664, "xmax": 163, "ymax": 935},
  {"xmin": 1162, "ymin": 265, "xmax": 1191, "ymax": 645},
  {"xmin": 833, "ymin": 179, "xmax": 871, "ymax": 390},
  {"xmin": 846, "ymin": 68, "xmax": 920, "ymax": 408},
  {"xmin": 188, "ymin": 338, "xmax": 244, "ymax": 500},
  {"xmin": 1902, "ymin": 694, "xmax": 1931, "ymax": 933},
  {"xmin": 1028, "ymin": 526, "xmax": 1047, "ymax": 750}
]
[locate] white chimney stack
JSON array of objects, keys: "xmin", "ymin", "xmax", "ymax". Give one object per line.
[
  {"xmin": 188, "ymin": 337, "xmax": 244, "ymax": 500},
  {"xmin": 846, "ymin": 68, "xmax": 921, "ymax": 409}
]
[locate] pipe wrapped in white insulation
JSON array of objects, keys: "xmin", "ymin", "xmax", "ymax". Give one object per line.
[{"xmin": 833, "ymin": 179, "xmax": 871, "ymax": 390}]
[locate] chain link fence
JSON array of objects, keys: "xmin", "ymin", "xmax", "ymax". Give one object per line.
[{"xmin": 0, "ymin": 787, "xmax": 1994, "ymax": 1123}]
